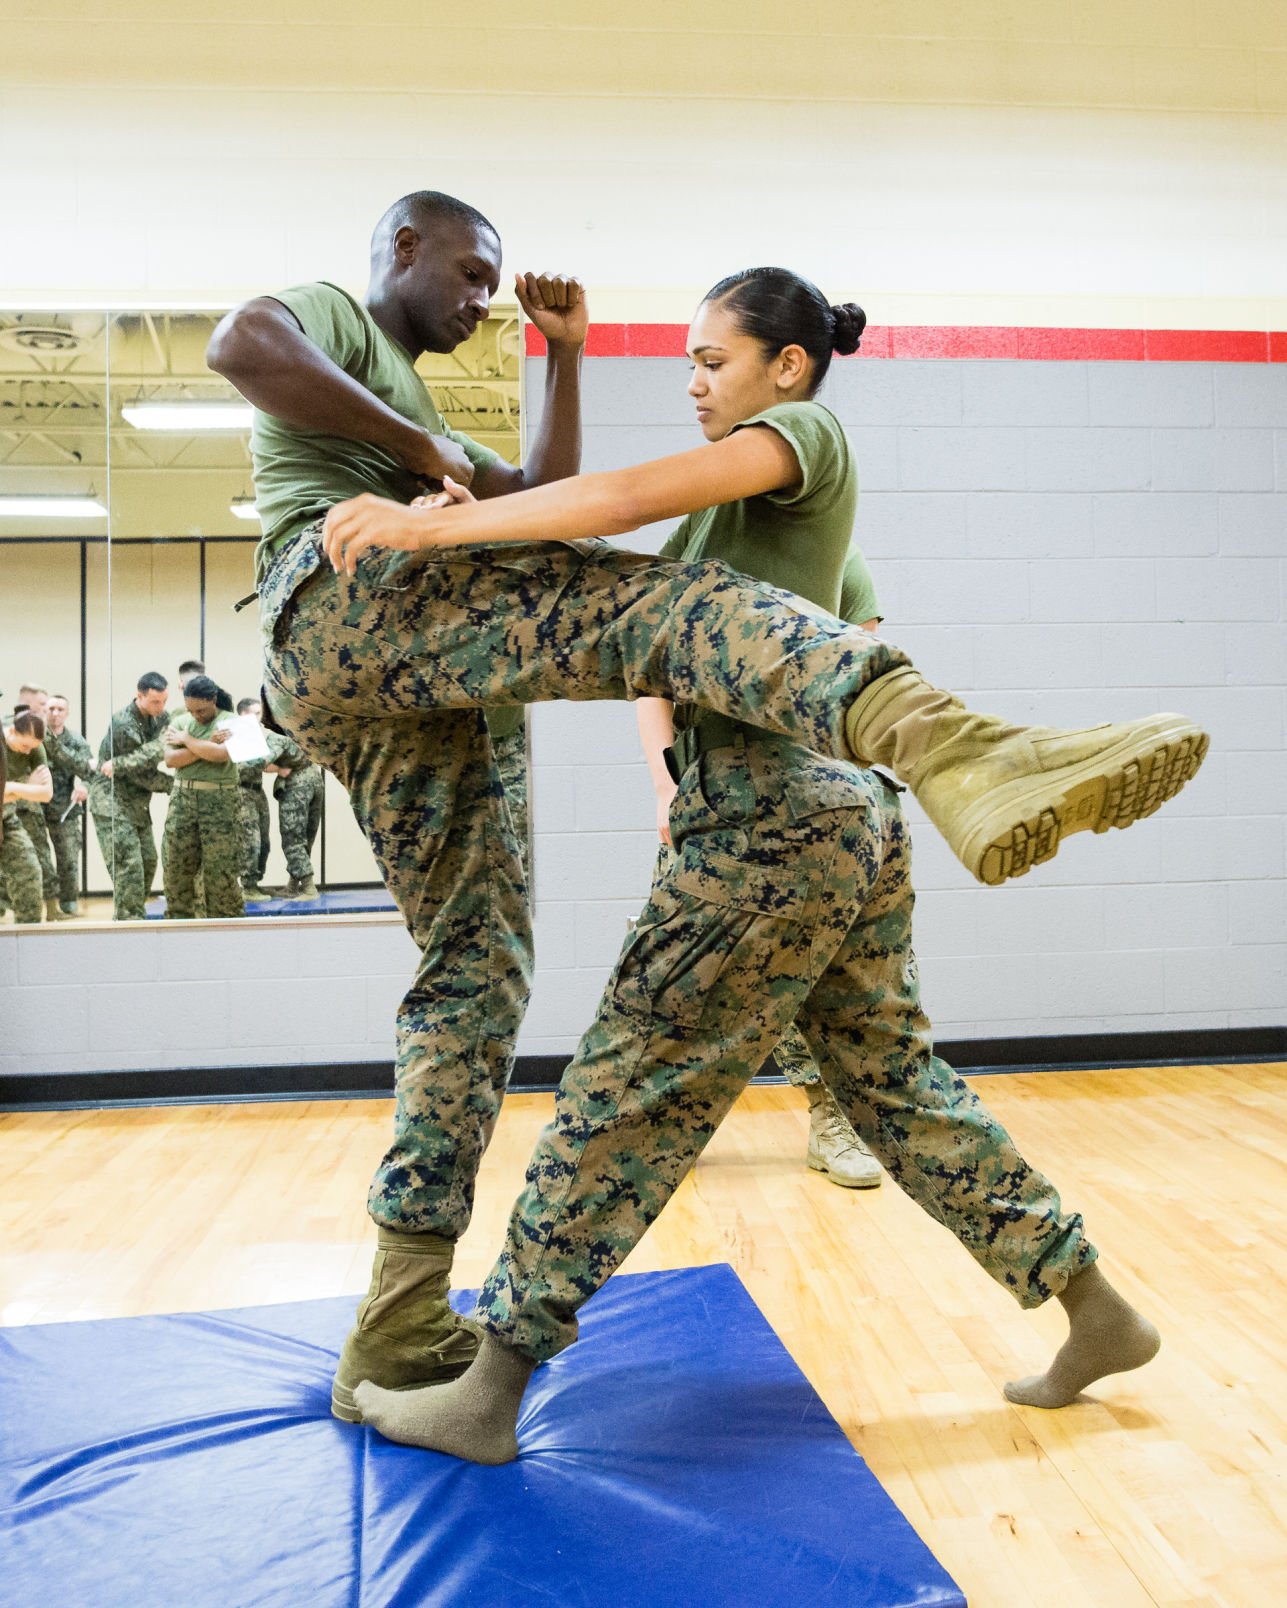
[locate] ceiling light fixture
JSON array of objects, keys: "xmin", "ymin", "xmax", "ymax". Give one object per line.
[
  {"xmin": 230, "ymin": 498, "xmax": 261, "ymax": 521},
  {"xmin": 122, "ymin": 402, "xmax": 253, "ymax": 431},
  {"xmin": 0, "ymin": 495, "xmax": 107, "ymax": 518}
]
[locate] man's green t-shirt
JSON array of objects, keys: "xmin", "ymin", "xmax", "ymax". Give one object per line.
[
  {"xmin": 660, "ymin": 400, "xmax": 858, "ymax": 615},
  {"xmin": 168, "ymin": 712, "xmax": 238, "ymax": 785},
  {"xmin": 249, "ymin": 281, "xmax": 505, "ymax": 580}
]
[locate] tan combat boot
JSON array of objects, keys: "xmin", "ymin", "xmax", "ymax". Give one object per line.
[
  {"xmin": 846, "ymin": 668, "xmax": 1208, "ymax": 885},
  {"xmin": 806, "ymin": 1086, "xmax": 882, "ymax": 1189},
  {"xmin": 331, "ymin": 1228, "xmax": 481, "ymax": 1423},
  {"xmin": 284, "ymin": 874, "xmax": 319, "ymax": 901}
]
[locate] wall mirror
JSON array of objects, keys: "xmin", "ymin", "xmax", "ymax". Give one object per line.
[{"xmin": 1, "ymin": 303, "xmax": 522, "ymax": 928}]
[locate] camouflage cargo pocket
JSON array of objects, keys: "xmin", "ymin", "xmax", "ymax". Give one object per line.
[{"xmin": 612, "ymin": 844, "xmax": 811, "ymax": 1029}]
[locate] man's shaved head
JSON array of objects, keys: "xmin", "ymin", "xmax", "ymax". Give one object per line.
[
  {"xmin": 370, "ymin": 191, "xmax": 499, "ymax": 263},
  {"xmin": 366, "ymin": 189, "xmax": 503, "ymax": 357}
]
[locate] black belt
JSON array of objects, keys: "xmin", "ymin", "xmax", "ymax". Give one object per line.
[{"xmin": 664, "ymin": 714, "xmax": 776, "ymax": 783}]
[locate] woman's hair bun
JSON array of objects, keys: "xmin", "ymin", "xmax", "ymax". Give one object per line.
[{"xmin": 830, "ymin": 302, "xmax": 866, "ymax": 356}]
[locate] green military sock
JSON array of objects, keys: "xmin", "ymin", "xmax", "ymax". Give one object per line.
[
  {"xmin": 355, "ymin": 1332, "xmax": 535, "ymax": 1465},
  {"xmin": 1004, "ymin": 1263, "xmax": 1161, "ymax": 1408},
  {"xmin": 331, "ymin": 1227, "xmax": 480, "ymax": 1423}
]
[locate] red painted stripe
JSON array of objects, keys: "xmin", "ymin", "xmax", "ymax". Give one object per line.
[
  {"xmin": 1017, "ymin": 327, "xmax": 1147, "ymax": 361},
  {"xmin": 1144, "ymin": 329, "xmax": 1269, "ymax": 362},
  {"xmin": 526, "ymin": 323, "xmax": 1285, "ymax": 361}
]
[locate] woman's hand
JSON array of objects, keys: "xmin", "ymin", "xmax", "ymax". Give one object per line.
[
  {"xmin": 322, "ymin": 494, "xmax": 439, "ymax": 575},
  {"xmin": 411, "ymin": 476, "xmax": 477, "ymax": 512},
  {"xmin": 656, "ymin": 778, "xmax": 678, "ymax": 847}
]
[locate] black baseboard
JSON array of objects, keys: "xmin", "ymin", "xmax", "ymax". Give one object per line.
[{"xmin": 1, "ymin": 1026, "xmax": 1282, "ymax": 1112}]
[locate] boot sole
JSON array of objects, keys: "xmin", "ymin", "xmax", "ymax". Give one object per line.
[
  {"xmin": 331, "ymin": 1353, "xmax": 475, "ymax": 1424},
  {"xmin": 959, "ymin": 716, "xmax": 1209, "ymax": 886}
]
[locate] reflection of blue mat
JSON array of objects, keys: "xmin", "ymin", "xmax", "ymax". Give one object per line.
[
  {"xmin": 145, "ymin": 886, "xmax": 396, "ymax": 918},
  {"xmin": 0, "ymin": 1265, "xmax": 964, "ymax": 1608}
]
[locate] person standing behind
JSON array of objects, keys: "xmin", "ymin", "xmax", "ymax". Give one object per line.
[
  {"xmin": 91, "ymin": 672, "xmax": 173, "ymax": 922},
  {"xmin": 1, "ymin": 712, "xmax": 51, "ymax": 924},
  {"xmin": 768, "ymin": 548, "xmax": 885, "ymax": 1187},
  {"xmin": 235, "ymin": 695, "xmax": 276, "ymax": 898},
  {"xmin": 42, "ymin": 694, "xmax": 93, "ymax": 918},
  {"xmin": 4, "ymin": 703, "xmax": 61, "ymax": 923},
  {"xmin": 271, "ymin": 732, "xmax": 324, "ymax": 901},
  {"xmin": 163, "ymin": 675, "xmax": 244, "ymax": 920}
]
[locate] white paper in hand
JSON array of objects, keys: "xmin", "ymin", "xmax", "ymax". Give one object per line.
[{"xmin": 222, "ymin": 716, "xmax": 271, "ymax": 765}]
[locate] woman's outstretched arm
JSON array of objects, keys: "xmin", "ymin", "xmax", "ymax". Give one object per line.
[{"xmin": 322, "ymin": 424, "xmax": 801, "ymax": 574}]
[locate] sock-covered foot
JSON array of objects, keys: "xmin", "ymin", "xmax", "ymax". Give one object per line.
[
  {"xmin": 1004, "ymin": 1264, "xmax": 1161, "ymax": 1408},
  {"xmin": 355, "ymin": 1333, "xmax": 535, "ymax": 1464}
]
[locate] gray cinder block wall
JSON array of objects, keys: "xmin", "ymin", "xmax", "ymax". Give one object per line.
[
  {"xmin": 521, "ymin": 354, "xmax": 1286, "ymax": 1056},
  {"xmin": 1, "ymin": 352, "xmax": 1282, "ymax": 1081}
]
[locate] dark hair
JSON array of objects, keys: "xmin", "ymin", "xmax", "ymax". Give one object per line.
[
  {"xmin": 14, "ymin": 710, "xmax": 45, "ymax": 740},
  {"xmin": 236, "ymin": 697, "xmax": 261, "ymax": 715},
  {"xmin": 183, "ymin": 675, "xmax": 228, "ymax": 709},
  {"xmin": 179, "ymin": 659, "xmax": 205, "ymax": 678},
  {"xmin": 703, "ymin": 267, "xmax": 866, "ymax": 394},
  {"xmin": 137, "ymin": 671, "xmax": 168, "ymax": 693},
  {"xmin": 372, "ymin": 190, "xmax": 499, "ymax": 253}
]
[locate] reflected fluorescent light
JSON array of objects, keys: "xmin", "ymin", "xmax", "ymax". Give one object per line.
[
  {"xmin": 230, "ymin": 498, "xmax": 261, "ymax": 521},
  {"xmin": 122, "ymin": 402, "xmax": 252, "ymax": 431},
  {"xmin": 0, "ymin": 495, "xmax": 107, "ymax": 518}
]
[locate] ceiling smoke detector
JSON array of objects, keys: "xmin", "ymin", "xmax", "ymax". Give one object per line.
[{"xmin": 0, "ymin": 323, "xmax": 87, "ymax": 354}]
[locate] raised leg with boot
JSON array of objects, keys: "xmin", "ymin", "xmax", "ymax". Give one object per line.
[{"xmin": 846, "ymin": 667, "xmax": 1208, "ymax": 885}]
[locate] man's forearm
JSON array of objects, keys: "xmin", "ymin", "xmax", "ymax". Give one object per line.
[
  {"xmin": 209, "ymin": 302, "xmax": 433, "ymax": 469},
  {"xmin": 166, "ymin": 748, "xmax": 196, "ymax": 770},
  {"xmin": 522, "ymin": 342, "xmax": 583, "ymax": 488}
]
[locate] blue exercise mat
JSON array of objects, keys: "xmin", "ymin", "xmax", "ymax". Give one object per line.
[
  {"xmin": 0, "ymin": 1264, "xmax": 964, "ymax": 1608},
  {"xmin": 145, "ymin": 886, "xmax": 396, "ymax": 918}
]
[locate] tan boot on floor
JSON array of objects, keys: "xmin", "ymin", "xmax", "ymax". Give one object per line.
[
  {"xmin": 846, "ymin": 668, "xmax": 1208, "ymax": 885},
  {"xmin": 331, "ymin": 1227, "xmax": 481, "ymax": 1423},
  {"xmin": 806, "ymin": 1088, "xmax": 882, "ymax": 1189}
]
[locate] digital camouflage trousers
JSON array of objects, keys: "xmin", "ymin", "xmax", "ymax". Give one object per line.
[
  {"xmin": 89, "ymin": 776, "xmax": 158, "ymax": 922},
  {"xmin": 15, "ymin": 803, "xmax": 56, "ymax": 900},
  {"xmin": 42, "ymin": 804, "xmax": 83, "ymax": 904},
  {"xmin": 259, "ymin": 524, "xmax": 905, "ymax": 1238},
  {"xmin": 276, "ymin": 768, "xmax": 323, "ymax": 881},
  {"xmin": 473, "ymin": 736, "xmax": 1095, "ymax": 1361},
  {"xmin": 163, "ymin": 784, "xmax": 245, "ymax": 920},
  {"xmin": 0, "ymin": 806, "xmax": 43, "ymax": 922},
  {"xmin": 240, "ymin": 783, "xmax": 270, "ymax": 884}
]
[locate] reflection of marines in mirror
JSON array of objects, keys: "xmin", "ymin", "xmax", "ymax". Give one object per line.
[
  {"xmin": 42, "ymin": 694, "xmax": 92, "ymax": 919},
  {"xmin": 90, "ymin": 671, "xmax": 172, "ymax": 922},
  {"xmin": 1, "ymin": 711, "xmax": 51, "ymax": 925},
  {"xmin": 163, "ymin": 675, "xmax": 244, "ymax": 920},
  {"xmin": 209, "ymin": 190, "xmax": 587, "ymax": 1416}
]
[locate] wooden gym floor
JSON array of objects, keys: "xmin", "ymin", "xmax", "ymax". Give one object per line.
[{"xmin": 2, "ymin": 1063, "xmax": 1284, "ymax": 1607}]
